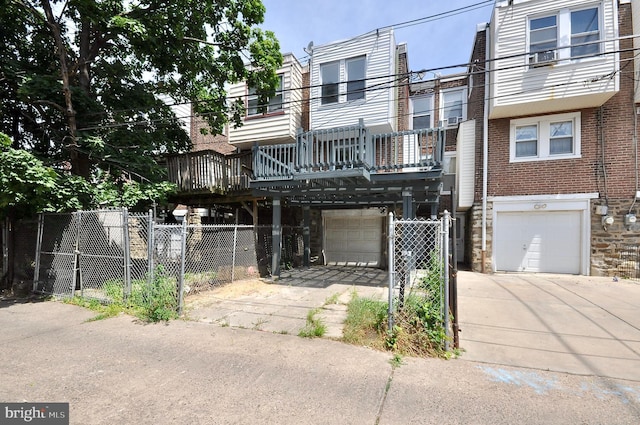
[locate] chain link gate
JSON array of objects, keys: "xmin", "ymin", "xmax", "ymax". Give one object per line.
[
  {"xmin": 31, "ymin": 208, "xmax": 288, "ymax": 315},
  {"xmin": 34, "ymin": 209, "xmax": 134, "ymax": 301},
  {"xmin": 387, "ymin": 211, "xmax": 451, "ymax": 351}
]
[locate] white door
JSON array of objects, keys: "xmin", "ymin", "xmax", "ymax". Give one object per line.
[
  {"xmin": 495, "ymin": 211, "xmax": 581, "ymax": 274},
  {"xmin": 323, "ymin": 210, "xmax": 383, "ymax": 267}
]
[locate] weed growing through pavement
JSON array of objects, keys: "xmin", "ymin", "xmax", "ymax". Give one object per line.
[
  {"xmin": 389, "ymin": 353, "xmax": 404, "ymax": 368},
  {"xmin": 323, "ymin": 292, "xmax": 341, "ymax": 306},
  {"xmin": 67, "ymin": 266, "xmax": 179, "ymax": 322},
  {"xmin": 298, "ymin": 308, "xmax": 327, "ymax": 338}
]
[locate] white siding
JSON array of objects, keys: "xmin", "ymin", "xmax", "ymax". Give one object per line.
[
  {"xmin": 489, "ymin": 0, "xmax": 619, "ymax": 119},
  {"xmin": 310, "ymin": 29, "xmax": 396, "ymax": 132},
  {"xmin": 228, "ymin": 54, "xmax": 303, "ymax": 149},
  {"xmin": 456, "ymin": 119, "xmax": 476, "ymax": 210}
]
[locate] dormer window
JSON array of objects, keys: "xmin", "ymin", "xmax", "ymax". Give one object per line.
[{"xmin": 247, "ymin": 75, "xmax": 284, "ymax": 116}]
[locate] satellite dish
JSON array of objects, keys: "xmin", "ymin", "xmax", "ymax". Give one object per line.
[{"xmin": 304, "ymin": 41, "xmax": 314, "ymax": 55}]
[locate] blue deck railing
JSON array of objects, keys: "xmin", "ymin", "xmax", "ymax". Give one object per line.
[{"xmin": 252, "ymin": 122, "xmax": 445, "ymax": 180}]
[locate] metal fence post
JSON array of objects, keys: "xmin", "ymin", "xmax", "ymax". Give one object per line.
[
  {"xmin": 443, "ymin": 210, "xmax": 451, "ymax": 352},
  {"xmin": 122, "ymin": 208, "xmax": 132, "ymax": 301},
  {"xmin": 73, "ymin": 211, "xmax": 81, "ymax": 298},
  {"xmin": 231, "ymin": 224, "xmax": 238, "ymax": 283},
  {"xmin": 32, "ymin": 214, "xmax": 44, "ymax": 292},
  {"xmin": 387, "ymin": 212, "xmax": 395, "ymax": 332},
  {"xmin": 147, "ymin": 209, "xmax": 155, "ymax": 293},
  {"xmin": 177, "ymin": 219, "xmax": 187, "ymax": 315}
]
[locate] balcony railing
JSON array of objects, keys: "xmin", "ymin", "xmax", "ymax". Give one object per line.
[
  {"xmin": 166, "ymin": 150, "xmax": 252, "ymax": 193},
  {"xmin": 253, "ymin": 122, "xmax": 445, "ymax": 180}
]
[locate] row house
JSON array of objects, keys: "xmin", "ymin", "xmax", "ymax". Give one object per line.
[
  {"xmin": 166, "ymin": 28, "xmax": 453, "ymax": 274},
  {"xmin": 461, "ymin": 0, "xmax": 639, "ymax": 275},
  {"xmin": 167, "ymin": 0, "xmax": 639, "ymax": 278}
]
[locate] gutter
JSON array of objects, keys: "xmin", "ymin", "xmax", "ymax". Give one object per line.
[{"xmin": 481, "ymin": 22, "xmax": 490, "ymax": 273}]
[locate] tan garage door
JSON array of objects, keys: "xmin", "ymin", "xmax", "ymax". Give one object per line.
[{"xmin": 323, "ymin": 210, "xmax": 384, "ymax": 267}]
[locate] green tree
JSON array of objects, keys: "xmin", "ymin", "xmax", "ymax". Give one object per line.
[{"xmin": 1, "ymin": 0, "xmax": 282, "ymax": 183}]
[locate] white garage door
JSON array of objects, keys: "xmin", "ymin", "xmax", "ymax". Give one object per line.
[
  {"xmin": 323, "ymin": 210, "xmax": 383, "ymax": 267},
  {"xmin": 495, "ymin": 211, "xmax": 581, "ymax": 274}
]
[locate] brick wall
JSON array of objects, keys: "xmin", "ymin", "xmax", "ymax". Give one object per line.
[
  {"xmin": 469, "ymin": 2, "xmax": 640, "ymax": 275},
  {"xmin": 190, "ymin": 108, "xmax": 236, "ymax": 154},
  {"xmin": 397, "ymin": 45, "xmax": 410, "ymax": 132}
]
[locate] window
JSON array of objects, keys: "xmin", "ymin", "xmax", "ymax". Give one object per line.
[
  {"xmin": 320, "ymin": 55, "xmax": 367, "ymax": 105},
  {"xmin": 510, "ymin": 112, "xmax": 581, "ymax": 162},
  {"xmin": 529, "ymin": 15, "xmax": 557, "ymax": 58},
  {"xmin": 528, "ymin": 6, "xmax": 600, "ymax": 66},
  {"xmin": 571, "ymin": 8, "xmax": 600, "ymax": 58},
  {"xmin": 346, "ymin": 56, "xmax": 365, "ymax": 101},
  {"xmin": 410, "ymin": 95, "xmax": 433, "ymax": 129},
  {"xmin": 247, "ymin": 75, "xmax": 284, "ymax": 116},
  {"xmin": 321, "ymin": 61, "xmax": 340, "ymax": 105},
  {"xmin": 441, "ymin": 88, "xmax": 466, "ymax": 126}
]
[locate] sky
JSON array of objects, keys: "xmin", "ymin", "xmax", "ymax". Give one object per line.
[{"xmin": 259, "ymin": 0, "xmax": 495, "ymax": 75}]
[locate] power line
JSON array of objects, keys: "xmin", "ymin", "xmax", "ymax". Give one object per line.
[{"xmin": 74, "ymin": 43, "xmax": 640, "ymax": 132}]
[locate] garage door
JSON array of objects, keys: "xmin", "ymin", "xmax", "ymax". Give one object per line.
[
  {"xmin": 495, "ymin": 211, "xmax": 581, "ymax": 274},
  {"xmin": 323, "ymin": 210, "xmax": 383, "ymax": 267}
]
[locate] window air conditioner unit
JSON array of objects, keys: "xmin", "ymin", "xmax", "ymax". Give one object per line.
[
  {"xmin": 439, "ymin": 117, "xmax": 461, "ymax": 127},
  {"xmin": 447, "ymin": 116, "xmax": 461, "ymax": 126},
  {"xmin": 529, "ymin": 50, "xmax": 556, "ymax": 67}
]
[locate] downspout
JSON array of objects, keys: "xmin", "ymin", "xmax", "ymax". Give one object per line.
[{"xmin": 481, "ymin": 22, "xmax": 490, "ymax": 273}]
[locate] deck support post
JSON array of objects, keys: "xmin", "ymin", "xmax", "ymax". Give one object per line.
[
  {"xmin": 303, "ymin": 206, "xmax": 311, "ymax": 268},
  {"xmin": 271, "ymin": 197, "xmax": 282, "ymax": 279}
]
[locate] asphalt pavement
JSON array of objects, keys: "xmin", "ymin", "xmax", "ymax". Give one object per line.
[{"xmin": 1, "ymin": 268, "xmax": 639, "ymax": 424}]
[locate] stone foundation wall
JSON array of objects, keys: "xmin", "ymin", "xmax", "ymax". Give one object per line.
[
  {"xmin": 590, "ymin": 198, "xmax": 640, "ymax": 277},
  {"xmin": 467, "ymin": 198, "xmax": 640, "ymax": 276},
  {"xmin": 470, "ymin": 201, "xmax": 493, "ymax": 273}
]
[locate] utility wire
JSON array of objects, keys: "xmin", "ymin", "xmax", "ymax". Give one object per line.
[{"xmin": 74, "ymin": 43, "xmax": 640, "ymax": 132}]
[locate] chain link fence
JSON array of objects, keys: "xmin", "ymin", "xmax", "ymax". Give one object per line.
[
  {"xmin": 387, "ymin": 212, "xmax": 451, "ymax": 352},
  {"xmin": 32, "ymin": 209, "xmax": 272, "ymax": 315},
  {"xmin": 618, "ymin": 244, "xmax": 640, "ymax": 281},
  {"xmin": 1, "ymin": 218, "xmax": 38, "ymax": 294}
]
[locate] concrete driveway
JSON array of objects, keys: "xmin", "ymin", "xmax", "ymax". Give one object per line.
[
  {"xmin": 458, "ymin": 271, "xmax": 640, "ymax": 381},
  {"xmin": 186, "ymin": 266, "xmax": 640, "ymax": 382}
]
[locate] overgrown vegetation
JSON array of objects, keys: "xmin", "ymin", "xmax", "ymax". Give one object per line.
[
  {"xmin": 342, "ymin": 295, "xmax": 388, "ymax": 350},
  {"xmin": 342, "ymin": 256, "xmax": 452, "ymax": 358},
  {"xmin": 298, "ymin": 308, "xmax": 327, "ymax": 338},
  {"xmin": 68, "ymin": 266, "xmax": 179, "ymax": 322}
]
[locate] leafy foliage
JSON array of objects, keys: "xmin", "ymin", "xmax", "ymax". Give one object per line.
[
  {"xmin": 99, "ymin": 266, "xmax": 179, "ymax": 322},
  {"xmin": 0, "ymin": 0, "xmax": 282, "ymax": 202}
]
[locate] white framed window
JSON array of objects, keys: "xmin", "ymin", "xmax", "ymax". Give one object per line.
[
  {"xmin": 528, "ymin": 5, "xmax": 601, "ymax": 67},
  {"xmin": 571, "ymin": 7, "xmax": 600, "ymax": 58},
  {"xmin": 410, "ymin": 95, "xmax": 433, "ymax": 129},
  {"xmin": 440, "ymin": 88, "xmax": 466, "ymax": 127},
  {"xmin": 247, "ymin": 75, "xmax": 284, "ymax": 116},
  {"xmin": 320, "ymin": 55, "xmax": 367, "ymax": 106},
  {"xmin": 320, "ymin": 61, "xmax": 340, "ymax": 105},
  {"xmin": 510, "ymin": 112, "xmax": 581, "ymax": 162},
  {"xmin": 346, "ymin": 56, "xmax": 366, "ymax": 101}
]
